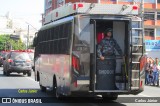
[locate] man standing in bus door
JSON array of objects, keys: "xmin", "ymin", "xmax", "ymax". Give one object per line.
[
  {"xmin": 97, "ymin": 28, "xmax": 123, "ymax": 89},
  {"xmin": 97, "ymin": 28, "xmax": 123, "ymax": 60}
]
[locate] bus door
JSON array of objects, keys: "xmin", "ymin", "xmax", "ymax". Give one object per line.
[
  {"xmin": 90, "ymin": 19, "xmax": 96, "ymax": 91},
  {"xmin": 90, "ymin": 19, "xmax": 126, "ymax": 91}
]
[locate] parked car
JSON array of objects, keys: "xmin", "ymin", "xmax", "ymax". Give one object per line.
[{"xmin": 3, "ymin": 50, "xmax": 32, "ymax": 76}]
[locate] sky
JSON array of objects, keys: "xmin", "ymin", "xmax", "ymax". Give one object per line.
[{"xmin": 0, "ymin": 0, "xmax": 44, "ymax": 30}]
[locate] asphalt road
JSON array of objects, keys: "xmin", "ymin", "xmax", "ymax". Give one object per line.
[{"xmin": 0, "ymin": 67, "xmax": 159, "ymax": 106}]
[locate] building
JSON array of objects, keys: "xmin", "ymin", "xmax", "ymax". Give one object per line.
[
  {"xmin": 0, "ymin": 13, "xmax": 36, "ymax": 48},
  {"xmin": 0, "ymin": 13, "xmax": 13, "ymax": 35},
  {"xmin": 43, "ymin": 0, "xmax": 160, "ymax": 59}
]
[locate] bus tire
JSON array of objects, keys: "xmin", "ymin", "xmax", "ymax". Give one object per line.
[
  {"xmin": 53, "ymin": 77, "xmax": 58, "ymax": 97},
  {"xmin": 40, "ymin": 85, "xmax": 46, "ymax": 92},
  {"xmin": 102, "ymin": 94, "xmax": 118, "ymax": 101},
  {"xmin": 23, "ymin": 72, "xmax": 26, "ymax": 75},
  {"xmin": 6, "ymin": 71, "xmax": 10, "ymax": 76},
  {"xmin": 53, "ymin": 77, "xmax": 63, "ymax": 99},
  {"xmin": 27, "ymin": 71, "xmax": 31, "ymax": 76},
  {"xmin": 39, "ymin": 74, "xmax": 46, "ymax": 92},
  {"xmin": 3, "ymin": 71, "xmax": 6, "ymax": 75},
  {"xmin": 36, "ymin": 71, "xmax": 40, "ymax": 81}
]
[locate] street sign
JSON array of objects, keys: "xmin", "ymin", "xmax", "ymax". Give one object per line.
[
  {"xmin": 145, "ymin": 40, "xmax": 160, "ymax": 51},
  {"xmin": 10, "ymin": 35, "xmax": 20, "ymax": 40}
]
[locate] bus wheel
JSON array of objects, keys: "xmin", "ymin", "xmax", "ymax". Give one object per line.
[
  {"xmin": 6, "ymin": 71, "xmax": 10, "ymax": 76},
  {"xmin": 53, "ymin": 80, "xmax": 58, "ymax": 97},
  {"xmin": 23, "ymin": 72, "xmax": 26, "ymax": 75},
  {"xmin": 102, "ymin": 94, "xmax": 118, "ymax": 101},
  {"xmin": 27, "ymin": 71, "xmax": 31, "ymax": 76},
  {"xmin": 3, "ymin": 71, "xmax": 6, "ymax": 75},
  {"xmin": 40, "ymin": 85, "xmax": 46, "ymax": 92},
  {"xmin": 53, "ymin": 79, "xmax": 63, "ymax": 99}
]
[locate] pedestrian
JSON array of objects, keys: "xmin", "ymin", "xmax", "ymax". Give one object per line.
[
  {"xmin": 147, "ymin": 59, "xmax": 153, "ymax": 85},
  {"xmin": 145, "ymin": 57, "xmax": 150, "ymax": 85},
  {"xmin": 152, "ymin": 58, "xmax": 160, "ymax": 86},
  {"xmin": 97, "ymin": 28, "xmax": 123, "ymax": 90}
]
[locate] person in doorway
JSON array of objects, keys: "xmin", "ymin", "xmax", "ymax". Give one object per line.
[
  {"xmin": 97, "ymin": 28, "xmax": 123, "ymax": 90},
  {"xmin": 97, "ymin": 28, "xmax": 123, "ymax": 59}
]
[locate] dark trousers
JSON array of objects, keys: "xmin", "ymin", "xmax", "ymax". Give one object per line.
[
  {"xmin": 145, "ymin": 71, "xmax": 148, "ymax": 84},
  {"xmin": 153, "ymin": 71, "xmax": 159, "ymax": 85}
]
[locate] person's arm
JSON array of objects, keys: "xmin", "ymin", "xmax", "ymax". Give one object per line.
[
  {"xmin": 157, "ymin": 65, "xmax": 160, "ymax": 70},
  {"xmin": 113, "ymin": 39, "xmax": 123, "ymax": 56},
  {"xmin": 158, "ymin": 62, "xmax": 160, "ymax": 70},
  {"xmin": 97, "ymin": 39, "xmax": 105, "ymax": 60}
]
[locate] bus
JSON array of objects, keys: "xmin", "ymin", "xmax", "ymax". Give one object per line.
[{"xmin": 33, "ymin": 3, "xmax": 146, "ymax": 100}]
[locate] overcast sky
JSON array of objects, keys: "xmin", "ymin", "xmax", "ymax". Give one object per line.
[{"xmin": 0, "ymin": 0, "xmax": 44, "ymax": 30}]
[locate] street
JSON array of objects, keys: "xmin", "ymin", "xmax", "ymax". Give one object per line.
[{"xmin": 0, "ymin": 67, "xmax": 159, "ymax": 106}]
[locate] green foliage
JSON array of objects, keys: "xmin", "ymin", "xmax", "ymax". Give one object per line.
[
  {"xmin": 0, "ymin": 34, "xmax": 25, "ymax": 51},
  {"xmin": 28, "ymin": 44, "xmax": 34, "ymax": 49},
  {"xmin": 0, "ymin": 34, "xmax": 10, "ymax": 50},
  {"xmin": 10, "ymin": 39, "xmax": 26, "ymax": 50}
]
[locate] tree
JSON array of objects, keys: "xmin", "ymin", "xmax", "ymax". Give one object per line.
[
  {"xmin": 0, "ymin": 34, "xmax": 10, "ymax": 50},
  {"xmin": 9, "ymin": 39, "xmax": 26, "ymax": 50},
  {"xmin": 0, "ymin": 34, "xmax": 25, "ymax": 51}
]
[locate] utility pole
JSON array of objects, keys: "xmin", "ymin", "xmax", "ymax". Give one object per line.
[
  {"xmin": 25, "ymin": 21, "xmax": 38, "ymax": 49},
  {"xmin": 27, "ymin": 25, "xmax": 29, "ymax": 49},
  {"xmin": 5, "ymin": 41, "xmax": 6, "ymax": 51},
  {"xmin": 140, "ymin": 0, "xmax": 144, "ymax": 19},
  {"xmin": 140, "ymin": 0, "xmax": 144, "ymax": 54}
]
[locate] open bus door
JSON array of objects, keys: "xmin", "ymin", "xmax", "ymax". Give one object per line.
[
  {"xmin": 90, "ymin": 19, "xmax": 130, "ymax": 92},
  {"xmin": 90, "ymin": 18, "xmax": 145, "ymax": 94},
  {"xmin": 90, "ymin": 19, "xmax": 96, "ymax": 92}
]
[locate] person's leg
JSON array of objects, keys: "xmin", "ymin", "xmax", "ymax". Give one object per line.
[
  {"xmin": 150, "ymin": 73, "xmax": 153, "ymax": 85},
  {"xmin": 149, "ymin": 74, "xmax": 153, "ymax": 85},
  {"xmin": 145, "ymin": 71, "xmax": 148, "ymax": 85},
  {"xmin": 153, "ymin": 72, "xmax": 156, "ymax": 86},
  {"xmin": 157, "ymin": 72, "xmax": 159, "ymax": 86},
  {"xmin": 147, "ymin": 73, "xmax": 150, "ymax": 85},
  {"xmin": 148, "ymin": 77, "xmax": 151, "ymax": 85},
  {"xmin": 147, "ymin": 72, "xmax": 149, "ymax": 84},
  {"xmin": 155, "ymin": 72, "xmax": 159, "ymax": 86}
]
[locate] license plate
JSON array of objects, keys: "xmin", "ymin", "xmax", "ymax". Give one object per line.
[{"xmin": 15, "ymin": 63, "xmax": 23, "ymax": 66}]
